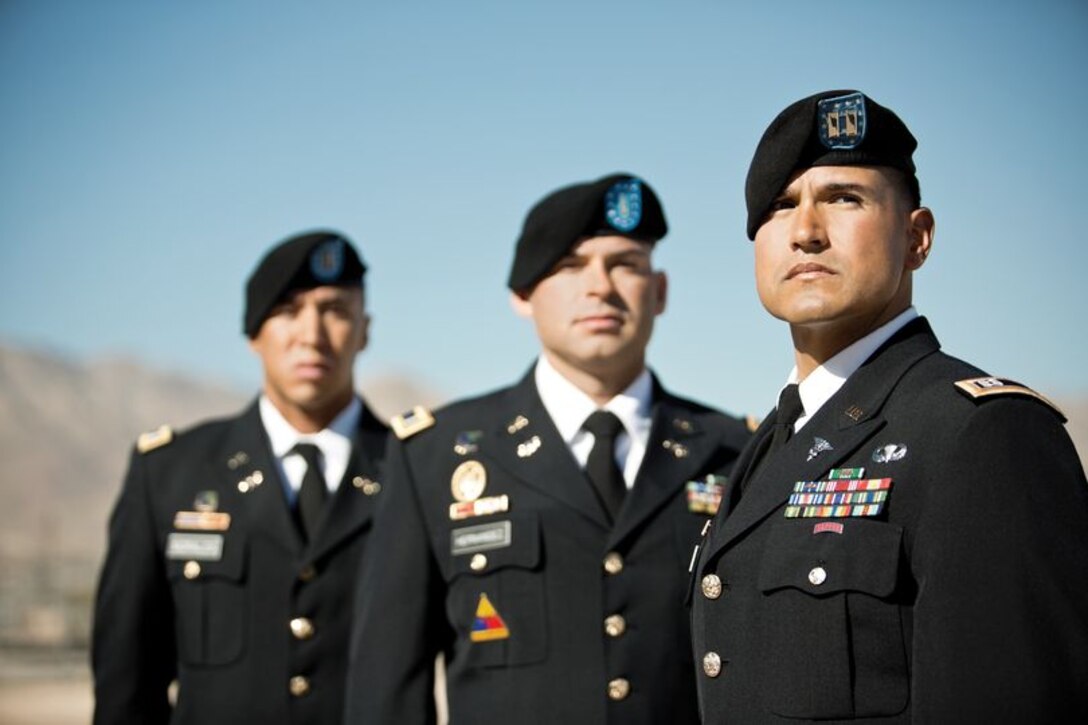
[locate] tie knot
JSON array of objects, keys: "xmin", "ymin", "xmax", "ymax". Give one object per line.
[
  {"xmin": 292, "ymin": 442, "xmax": 323, "ymax": 468},
  {"xmin": 776, "ymin": 384, "xmax": 804, "ymax": 427},
  {"xmin": 583, "ymin": 410, "xmax": 624, "ymax": 440}
]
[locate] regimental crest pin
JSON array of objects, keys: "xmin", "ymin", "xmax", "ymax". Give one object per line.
[
  {"xmin": 818, "ymin": 92, "xmax": 867, "ymax": 150},
  {"xmin": 470, "ymin": 593, "xmax": 510, "ymax": 642},
  {"xmin": 872, "ymin": 443, "xmax": 908, "ymax": 464},
  {"xmin": 451, "ymin": 460, "xmax": 488, "ymax": 502},
  {"xmin": 604, "ymin": 178, "xmax": 643, "ymax": 232},
  {"xmin": 516, "ymin": 435, "xmax": 542, "ymax": 459},
  {"xmin": 310, "ymin": 237, "xmax": 345, "ymax": 282}
]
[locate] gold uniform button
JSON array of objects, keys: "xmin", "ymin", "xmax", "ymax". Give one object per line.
[
  {"xmin": 703, "ymin": 651, "xmax": 723, "ymax": 678},
  {"xmin": 470, "ymin": 553, "xmax": 488, "ymax": 571},
  {"xmin": 289, "ymin": 675, "xmax": 310, "ymax": 697},
  {"xmin": 289, "ymin": 617, "xmax": 315, "ymax": 640},
  {"xmin": 607, "ymin": 677, "xmax": 631, "ymax": 701},
  {"xmin": 298, "ymin": 565, "xmax": 317, "ymax": 582},
  {"xmin": 603, "ymin": 552, "xmax": 624, "ymax": 575},
  {"xmin": 808, "ymin": 566, "xmax": 827, "ymax": 586},
  {"xmin": 183, "ymin": 561, "xmax": 201, "ymax": 579},
  {"xmin": 604, "ymin": 614, "xmax": 626, "ymax": 638},
  {"xmin": 701, "ymin": 574, "xmax": 723, "ymax": 600}
]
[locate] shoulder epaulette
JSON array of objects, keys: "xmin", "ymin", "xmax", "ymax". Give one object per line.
[
  {"xmin": 745, "ymin": 414, "xmax": 761, "ymax": 433},
  {"xmin": 137, "ymin": 424, "xmax": 174, "ymax": 453},
  {"xmin": 390, "ymin": 405, "xmax": 436, "ymax": 440},
  {"xmin": 954, "ymin": 377, "xmax": 1066, "ymax": 421}
]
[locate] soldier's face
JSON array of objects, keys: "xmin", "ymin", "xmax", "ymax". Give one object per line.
[
  {"xmin": 754, "ymin": 165, "xmax": 933, "ymax": 349},
  {"xmin": 513, "ymin": 235, "xmax": 666, "ymax": 384},
  {"xmin": 249, "ymin": 286, "xmax": 369, "ymax": 431}
]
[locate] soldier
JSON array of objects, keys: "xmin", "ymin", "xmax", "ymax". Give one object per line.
[
  {"xmin": 92, "ymin": 230, "xmax": 388, "ymax": 724},
  {"xmin": 690, "ymin": 90, "xmax": 1088, "ymax": 722},
  {"xmin": 345, "ymin": 173, "xmax": 751, "ymax": 724}
]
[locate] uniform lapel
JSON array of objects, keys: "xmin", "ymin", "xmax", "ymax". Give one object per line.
[
  {"xmin": 705, "ymin": 318, "xmax": 942, "ymax": 559},
  {"xmin": 223, "ymin": 401, "xmax": 302, "ymax": 554},
  {"xmin": 306, "ymin": 401, "xmax": 388, "ymax": 563},
  {"xmin": 608, "ymin": 387, "xmax": 716, "ymax": 547},
  {"xmin": 484, "ymin": 372, "xmax": 612, "ymax": 530}
]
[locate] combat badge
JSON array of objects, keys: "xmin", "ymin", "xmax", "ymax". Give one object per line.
[
  {"xmin": 954, "ymin": 376, "xmax": 1066, "ymax": 420},
  {"xmin": 872, "ymin": 443, "xmax": 908, "ymax": 464},
  {"xmin": 391, "ymin": 405, "xmax": 436, "ymax": 440},
  {"xmin": 451, "ymin": 460, "xmax": 487, "ymax": 502},
  {"xmin": 686, "ymin": 475, "xmax": 727, "ymax": 515},
  {"xmin": 137, "ymin": 425, "xmax": 173, "ymax": 453},
  {"xmin": 470, "ymin": 593, "xmax": 510, "ymax": 642}
]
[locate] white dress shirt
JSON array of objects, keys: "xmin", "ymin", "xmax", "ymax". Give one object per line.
[
  {"xmin": 258, "ymin": 395, "xmax": 361, "ymax": 503},
  {"xmin": 783, "ymin": 307, "xmax": 919, "ymax": 432},
  {"xmin": 533, "ymin": 356, "xmax": 654, "ymax": 488}
]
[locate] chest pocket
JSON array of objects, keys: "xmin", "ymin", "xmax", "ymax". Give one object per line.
[
  {"xmin": 755, "ymin": 518, "xmax": 908, "ymax": 719},
  {"xmin": 445, "ymin": 512, "xmax": 546, "ymax": 668},
  {"xmin": 166, "ymin": 533, "xmax": 248, "ymax": 667}
]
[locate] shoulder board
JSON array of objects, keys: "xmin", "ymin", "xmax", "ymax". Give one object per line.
[
  {"xmin": 137, "ymin": 424, "xmax": 174, "ymax": 453},
  {"xmin": 954, "ymin": 377, "xmax": 1066, "ymax": 421},
  {"xmin": 745, "ymin": 414, "xmax": 761, "ymax": 433},
  {"xmin": 390, "ymin": 405, "xmax": 436, "ymax": 440}
]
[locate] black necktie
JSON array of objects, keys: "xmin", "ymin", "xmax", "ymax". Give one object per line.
[
  {"xmin": 769, "ymin": 383, "xmax": 804, "ymax": 454},
  {"xmin": 293, "ymin": 443, "xmax": 327, "ymax": 541},
  {"xmin": 583, "ymin": 410, "xmax": 626, "ymax": 521}
]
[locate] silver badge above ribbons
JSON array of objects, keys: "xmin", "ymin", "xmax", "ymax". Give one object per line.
[
  {"xmin": 818, "ymin": 92, "xmax": 867, "ymax": 150},
  {"xmin": 604, "ymin": 178, "xmax": 643, "ymax": 232}
]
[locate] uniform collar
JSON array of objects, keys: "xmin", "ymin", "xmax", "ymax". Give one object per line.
[
  {"xmin": 533, "ymin": 355, "xmax": 653, "ymax": 445},
  {"xmin": 787, "ymin": 306, "xmax": 919, "ymax": 431}
]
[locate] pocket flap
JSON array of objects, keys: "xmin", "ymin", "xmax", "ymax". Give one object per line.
[{"xmin": 757, "ymin": 518, "xmax": 902, "ymax": 598}]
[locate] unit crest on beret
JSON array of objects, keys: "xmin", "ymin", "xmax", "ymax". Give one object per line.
[
  {"xmin": 391, "ymin": 405, "xmax": 436, "ymax": 440},
  {"xmin": 137, "ymin": 424, "xmax": 174, "ymax": 453},
  {"xmin": 954, "ymin": 377, "xmax": 1065, "ymax": 421}
]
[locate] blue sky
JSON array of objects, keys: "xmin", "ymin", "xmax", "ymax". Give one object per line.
[{"xmin": 2, "ymin": 0, "xmax": 1086, "ymax": 420}]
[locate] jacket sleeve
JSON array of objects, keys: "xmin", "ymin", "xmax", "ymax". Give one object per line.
[
  {"xmin": 344, "ymin": 436, "xmax": 450, "ymax": 724},
  {"xmin": 91, "ymin": 448, "xmax": 176, "ymax": 725},
  {"xmin": 909, "ymin": 398, "xmax": 1088, "ymax": 720}
]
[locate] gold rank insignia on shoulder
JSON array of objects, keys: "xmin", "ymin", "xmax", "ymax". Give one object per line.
[
  {"xmin": 954, "ymin": 377, "xmax": 1065, "ymax": 420},
  {"xmin": 391, "ymin": 405, "xmax": 436, "ymax": 440},
  {"xmin": 745, "ymin": 414, "xmax": 760, "ymax": 433},
  {"xmin": 137, "ymin": 424, "xmax": 173, "ymax": 453}
]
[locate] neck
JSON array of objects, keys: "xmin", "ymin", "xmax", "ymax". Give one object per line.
[
  {"xmin": 544, "ymin": 352, "xmax": 643, "ymax": 407},
  {"xmin": 789, "ymin": 304, "xmax": 910, "ymax": 381}
]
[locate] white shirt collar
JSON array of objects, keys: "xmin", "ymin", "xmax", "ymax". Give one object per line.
[
  {"xmin": 533, "ymin": 356, "xmax": 653, "ymax": 486},
  {"xmin": 258, "ymin": 395, "xmax": 361, "ymax": 495},
  {"xmin": 787, "ymin": 307, "xmax": 919, "ymax": 431}
]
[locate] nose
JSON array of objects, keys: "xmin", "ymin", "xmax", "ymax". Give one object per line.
[
  {"xmin": 585, "ymin": 258, "xmax": 617, "ymax": 298},
  {"xmin": 294, "ymin": 302, "xmax": 326, "ymax": 346},
  {"xmin": 788, "ymin": 201, "xmax": 828, "ymax": 251}
]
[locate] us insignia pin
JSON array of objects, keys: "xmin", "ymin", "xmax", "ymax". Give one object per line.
[
  {"xmin": 506, "ymin": 415, "xmax": 529, "ymax": 434},
  {"xmin": 451, "ymin": 460, "xmax": 487, "ymax": 502},
  {"xmin": 470, "ymin": 593, "xmax": 510, "ymax": 642},
  {"xmin": 516, "ymin": 435, "xmax": 541, "ymax": 458},
  {"xmin": 872, "ymin": 443, "xmax": 908, "ymax": 463}
]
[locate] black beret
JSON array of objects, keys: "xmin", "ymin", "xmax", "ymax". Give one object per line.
[
  {"xmin": 244, "ymin": 230, "xmax": 366, "ymax": 338},
  {"xmin": 745, "ymin": 90, "xmax": 918, "ymax": 240},
  {"xmin": 507, "ymin": 173, "xmax": 667, "ymax": 291}
]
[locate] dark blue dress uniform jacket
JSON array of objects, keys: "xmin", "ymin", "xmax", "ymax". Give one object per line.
[
  {"xmin": 345, "ymin": 369, "xmax": 751, "ymax": 724},
  {"xmin": 691, "ymin": 318, "xmax": 1088, "ymax": 723},
  {"xmin": 92, "ymin": 399, "xmax": 388, "ymax": 725}
]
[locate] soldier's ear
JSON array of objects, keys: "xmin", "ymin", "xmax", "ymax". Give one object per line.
[{"xmin": 905, "ymin": 207, "xmax": 934, "ymax": 271}]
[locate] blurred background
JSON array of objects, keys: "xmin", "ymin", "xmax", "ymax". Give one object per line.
[{"xmin": 2, "ymin": 1, "xmax": 1086, "ymax": 721}]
